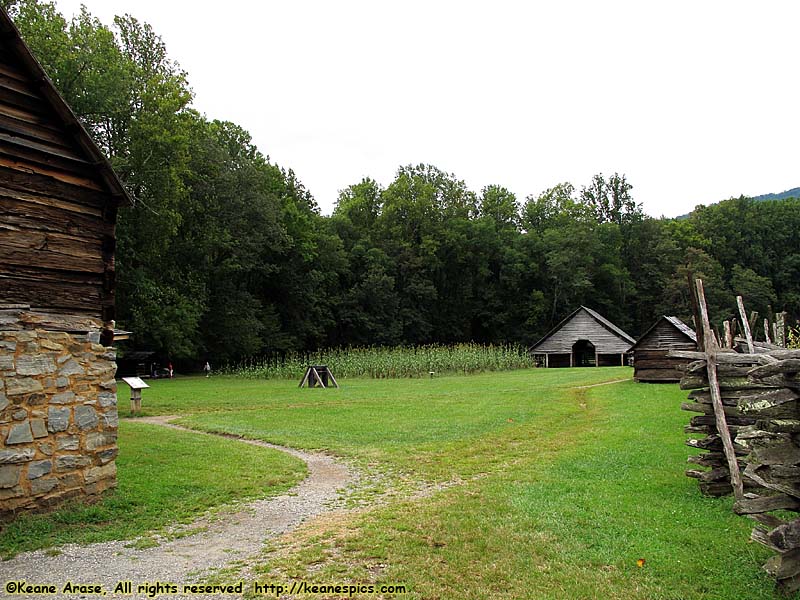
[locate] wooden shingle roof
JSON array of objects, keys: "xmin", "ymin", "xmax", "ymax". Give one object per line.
[{"xmin": 630, "ymin": 316, "xmax": 697, "ymax": 351}]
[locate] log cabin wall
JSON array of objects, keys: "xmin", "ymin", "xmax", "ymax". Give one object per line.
[
  {"xmin": 0, "ymin": 15, "xmax": 128, "ymax": 322},
  {"xmin": 633, "ymin": 317, "xmax": 697, "ymax": 382}
]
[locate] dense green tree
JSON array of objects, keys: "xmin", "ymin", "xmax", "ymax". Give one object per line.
[
  {"xmin": 9, "ymin": 1, "xmax": 797, "ymax": 365},
  {"xmin": 580, "ymin": 172, "xmax": 642, "ymax": 226}
]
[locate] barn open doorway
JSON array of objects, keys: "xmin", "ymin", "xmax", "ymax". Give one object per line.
[{"xmin": 572, "ymin": 339, "xmax": 596, "ymax": 367}]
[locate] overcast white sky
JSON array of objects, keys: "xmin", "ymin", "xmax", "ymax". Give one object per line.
[{"xmin": 52, "ymin": 0, "xmax": 799, "ymax": 218}]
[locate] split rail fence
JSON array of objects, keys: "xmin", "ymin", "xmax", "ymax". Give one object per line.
[{"xmin": 672, "ymin": 280, "xmax": 800, "ymax": 593}]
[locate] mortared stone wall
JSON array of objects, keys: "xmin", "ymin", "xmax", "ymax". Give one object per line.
[{"xmin": 0, "ymin": 305, "xmax": 118, "ymax": 519}]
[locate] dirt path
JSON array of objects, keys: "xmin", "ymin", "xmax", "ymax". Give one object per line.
[
  {"xmin": 0, "ymin": 417, "xmax": 353, "ymax": 598},
  {"xmin": 573, "ymin": 377, "xmax": 631, "ymax": 389}
]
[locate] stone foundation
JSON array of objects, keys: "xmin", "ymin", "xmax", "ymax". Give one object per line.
[{"xmin": 0, "ymin": 305, "xmax": 118, "ymax": 520}]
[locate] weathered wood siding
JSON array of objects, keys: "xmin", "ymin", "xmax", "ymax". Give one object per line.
[
  {"xmin": 633, "ymin": 319, "xmax": 697, "ymax": 382},
  {"xmin": 0, "ymin": 36, "xmax": 117, "ymax": 320},
  {"xmin": 535, "ymin": 309, "xmax": 633, "ymax": 354}
]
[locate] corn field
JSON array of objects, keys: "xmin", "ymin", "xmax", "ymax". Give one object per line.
[{"xmin": 225, "ymin": 343, "xmax": 532, "ymax": 379}]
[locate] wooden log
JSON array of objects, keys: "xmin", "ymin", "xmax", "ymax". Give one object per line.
[
  {"xmin": 745, "ymin": 464, "xmax": 800, "ymax": 498},
  {"xmin": 750, "ymin": 513, "xmax": 789, "ymax": 529},
  {"xmin": 739, "ymin": 388, "xmax": 800, "ymax": 418},
  {"xmin": 759, "ymin": 420, "xmax": 800, "ymax": 434},
  {"xmin": 634, "ymin": 358, "xmax": 686, "ymax": 369},
  {"xmin": 326, "ymin": 368, "xmax": 339, "ymax": 389},
  {"xmin": 688, "ymin": 453, "xmax": 728, "ymax": 468},
  {"xmin": 687, "ymin": 436, "xmax": 723, "ymax": 450},
  {"xmin": 0, "ymin": 155, "xmax": 103, "ymax": 191},
  {"xmin": 777, "ymin": 312, "xmax": 787, "ymax": 348},
  {"xmin": 734, "ymin": 493, "xmax": 800, "ymax": 515},
  {"xmin": 0, "ymin": 81, "xmax": 47, "ymax": 115},
  {"xmin": 699, "ymin": 480, "xmax": 733, "ymax": 496},
  {"xmin": 298, "ymin": 368, "xmax": 311, "ymax": 388},
  {"xmin": 688, "ymin": 269, "xmax": 704, "ymax": 351},
  {"xmin": 685, "ymin": 424, "xmax": 712, "ymax": 434},
  {"xmin": 762, "ymin": 465, "xmax": 800, "ymax": 481},
  {"xmin": 636, "ymin": 350, "xmax": 695, "ymax": 362},
  {"xmin": 686, "ymin": 360, "xmax": 760, "ymax": 376},
  {"xmin": 686, "ymin": 436, "xmax": 748, "ymax": 455},
  {"xmin": 769, "ymin": 519, "xmax": 800, "ymax": 553},
  {"xmin": 688, "ymin": 389, "xmax": 747, "ymax": 406},
  {"xmin": 310, "ymin": 367, "xmax": 326, "ymax": 388},
  {"xmin": 698, "ymin": 466, "xmax": 731, "ymax": 482},
  {"xmin": 681, "ymin": 401, "xmax": 745, "ymax": 417},
  {"xmin": 0, "ymin": 193, "xmax": 112, "ymax": 236},
  {"xmin": 776, "ymin": 570, "xmax": 800, "ymax": 594},
  {"xmin": 634, "ymin": 368, "xmax": 684, "ymax": 381},
  {"xmin": 685, "ymin": 468, "xmax": 704, "ymax": 479},
  {"xmin": 0, "ymin": 114, "xmax": 87, "ymax": 156},
  {"xmin": 738, "ymin": 296, "xmax": 755, "ymax": 354},
  {"xmin": 0, "ymin": 273, "xmax": 103, "ymax": 315},
  {"xmin": 680, "ymin": 374, "xmax": 779, "ymax": 391},
  {"xmin": 737, "ymin": 431, "xmax": 800, "ymax": 465},
  {"xmin": 0, "ymin": 164, "xmax": 111, "ymax": 209},
  {"xmin": 768, "ymin": 350, "xmax": 800, "ymax": 361},
  {"xmin": 749, "ymin": 359, "xmax": 800, "ymax": 379},
  {"xmin": 753, "ymin": 527, "xmax": 786, "ymax": 553},
  {"xmin": 749, "ymin": 311, "xmax": 759, "ymax": 341},
  {"xmin": 764, "ymin": 549, "xmax": 800, "ymax": 580},
  {"xmin": 689, "ymin": 415, "xmax": 754, "ymax": 428},
  {"xmin": 669, "ymin": 349, "xmax": 764, "ymax": 364}
]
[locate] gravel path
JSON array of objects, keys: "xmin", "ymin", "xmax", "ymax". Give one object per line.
[{"xmin": 0, "ymin": 417, "xmax": 353, "ymax": 599}]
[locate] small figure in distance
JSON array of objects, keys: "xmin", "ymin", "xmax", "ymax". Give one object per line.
[
  {"xmin": 168, "ymin": 361, "xmax": 174, "ymax": 379},
  {"xmin": 204, "ymin": 361, "xmax": 211, "ymax": 378}
]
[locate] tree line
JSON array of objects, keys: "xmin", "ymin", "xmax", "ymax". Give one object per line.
[{"xmin": 7, "ymin": 1, "xmax": 800, "ymax": 365}]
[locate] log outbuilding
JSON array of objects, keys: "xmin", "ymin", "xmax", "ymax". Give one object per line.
[
  {"xmin": 531, "ymin": 306, "xmax": 635, "ymax": 368},
  {"xmin": 631, "ymin": 316, "xmax": 697, "ymax": 382},
  {"xmin": 0, "ymin": 8, "xmax": 131, "ymax": 519}
]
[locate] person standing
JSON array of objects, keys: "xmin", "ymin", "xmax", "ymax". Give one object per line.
[
  {"xmin": 204, "ymin": 361, "xmax": 211, "ymax": 378},
  {"xmin": 168, "ymin": 362, "xmax": 173, "ymax": 379}
]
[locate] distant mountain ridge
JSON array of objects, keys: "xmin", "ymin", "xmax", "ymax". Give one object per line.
[
  {"xmin": 677, "ymin": 186, "xmax": 800, "ymax": 219},
  {"xmin": 751, "ymin": 187, "xmax": 800, "ymax": 202}
]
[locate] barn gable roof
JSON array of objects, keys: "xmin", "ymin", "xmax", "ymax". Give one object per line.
[
  {"xmin": 531, "ymin": 306, "xmax": 636, "ymax": 353},
  {"xmin": 0, "ymin": 8, "xmax": 132, "ymax": 206},
  {"xmin": 630, "ymin": 315, "xmax": 697, "ymax": 351}
]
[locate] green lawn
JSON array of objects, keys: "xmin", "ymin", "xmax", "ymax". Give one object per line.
[
  {"xmin": 241, "ymin": 375, "xmax": 777, "ymax": 599},
  {"xmin": 0, "ymin": 368, "xmax": 782, "ymax": 599}
]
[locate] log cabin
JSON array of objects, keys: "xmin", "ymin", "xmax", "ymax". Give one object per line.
[
  {"xmin": 531, "ymin": 306, "xmax": 635, "ymax": 368},
  {"xmin": 0, "ymin": 7, "xmax": 131, "ymax": 519},
  {"xmin": 631, "ymin": 316, "xmax": 697, "ymax": 382},
  {"xmin": 0, "ymin": 7, "xmax": 132, "ymax": 324}
]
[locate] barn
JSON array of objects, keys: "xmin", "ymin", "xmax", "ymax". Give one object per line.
[
  {"xmin": 0, "ymin": 8, "xmax": 131, "ymax": 518},
  {"xmin": 531, "ymin": 306, "xmax": 636, "ymax": 367},
  {"xmin": 631, "ymin": 316, "xmax": 697, "ymax": 383}
]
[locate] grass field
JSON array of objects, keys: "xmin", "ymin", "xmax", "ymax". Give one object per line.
[{"xmin": 0, "ymin": 368, "xmax": 782, "ymax": 598}]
